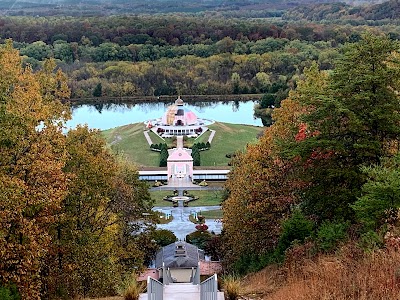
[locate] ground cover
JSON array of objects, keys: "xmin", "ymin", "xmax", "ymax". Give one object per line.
[
  {"xmin": 150, "ymin": 190, "xmax": 222, "ymax": 207},
  {"xmin": 194, "ymin": 130, "xmax": 212, "ymax": 144},
  {"xmin": 148, "ymin": 130, "xmax": 166, "ymax": 144},
  {"xmin": 102, "ymin": 122, "xmax": 263, "ymax": 167},
  {"xmin": 102, "ymin": 123, "xmax": 160, "ymax": 167},
  {"xmin": 200, "ymin": 209, "xmax": 223, "ymax": 219},
  {"xmin": 201, "ymin": 122, "xmax": 263, "ymax": 166}
]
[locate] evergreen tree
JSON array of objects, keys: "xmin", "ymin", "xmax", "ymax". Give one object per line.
[
  {"xmin": 293, "ymin": 34, "xmax": 400, "ymax": 221},
  {"xmin": 92, "ymin": 82, "xmax": 102, "ymax": 97},
  {"xmin": 159, "ymin": 143, "xmax": 168, "ymax": 167},
  {"xmin": 192, "ymin": 144, "xmax": 201, "ymax": 166}
]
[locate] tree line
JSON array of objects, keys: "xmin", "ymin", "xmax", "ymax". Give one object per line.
[
  {"xmin": 222, "ymin": 34, "xmax": 400, "ymax": 274},
  {"xmin": 2, "ymin": 15, "xmax": 398, "ymax": 100}
]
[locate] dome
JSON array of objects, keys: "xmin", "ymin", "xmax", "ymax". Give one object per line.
[{"xmin": 161, "ymin": 98, "xmax": 198, "ymax": 126}]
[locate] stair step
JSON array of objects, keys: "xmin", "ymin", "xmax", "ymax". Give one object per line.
[{"xmin": 140, "ymin": 283, "xmax": 225, "ymax": 300}]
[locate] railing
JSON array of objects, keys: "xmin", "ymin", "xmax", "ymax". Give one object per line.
[
  {"xmin": 192, "ymin": 262, "xmax": 201, "ymax": 285},
  {"xmin": 200, "ymin": 274, "xmax": 218, "ymax": 300},
  {"xmin": 147, "ymin": 276, "xmax": 163, "ymax": 300}
]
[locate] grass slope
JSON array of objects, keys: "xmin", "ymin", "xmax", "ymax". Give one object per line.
[
  {"xmin": 102, "ymin": 122, "xmax": 263, "ymax": 167},
  {"xmin": 102, "ymin": 123, "xmax": 160, "ymax": 167},
  {"xmin": 203, "ymin": 122, "xmax": 262, "ymax": 166}
]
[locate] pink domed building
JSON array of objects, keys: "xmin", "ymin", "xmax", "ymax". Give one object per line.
[{"xmin": 147, "ymin": 96, "xmax": 212, "ymax": 137}]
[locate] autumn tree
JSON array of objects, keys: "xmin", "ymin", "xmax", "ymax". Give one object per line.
[
  {"xmin": 293, "ymin": 34, "xmax": 400, "ymax": 221},
  {"xmin": 222, "ymin": 60, "xmax": 328, "ymax": 272},
  {"xmin": 45, "ymin": 126, "xmax": 154, "ymax": 298},
  {"xmin": 0, "ymin": 41, "xmax": 70, "ymax": 299},
  {"xmin": 222, "ymin": 95, "xmax": 311, "ymax": 272}
]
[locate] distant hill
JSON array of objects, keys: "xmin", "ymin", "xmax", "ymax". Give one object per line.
[
  {"xmin": 0, "ymin": 0, "xmax": 382, "ymax": 17},
  {"xmin": 283, "ymin": 0, "xmax": 400, "ymax": 21}
]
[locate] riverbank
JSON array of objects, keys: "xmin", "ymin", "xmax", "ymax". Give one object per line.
[{"xmin": 65, "ymin": 94, "xmax": 263, "ymax": 105}]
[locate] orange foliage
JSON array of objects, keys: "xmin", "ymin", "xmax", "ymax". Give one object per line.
[{"xmin": 0, "ymin": 41, "xmax": 70, "ymax": 299}]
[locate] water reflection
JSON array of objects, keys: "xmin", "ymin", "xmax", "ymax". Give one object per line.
[{"xmin": 67, "ymin": 100, "xmax": 262, "ymax": 130}]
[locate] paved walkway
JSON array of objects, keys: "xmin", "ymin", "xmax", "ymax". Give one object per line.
[
  {"xmin": 143, "ymin": 130, "xmax": 153, "ymax": 146},
  {"xmin": 154, "ymin": 205, "xmax": 222, "ymax": 240},
  {"xmin": 177, "ymin": 135, "xmax": 184, "ymax": 148},
  {"xmin": 208, "ymin": 130, "xmax": 216, "ymax": 143}
]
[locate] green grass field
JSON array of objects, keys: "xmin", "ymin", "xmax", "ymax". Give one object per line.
[
  {"xmin": 201, "ymin": 209, "xmax": 223, "ymax": 219},
  {"xmin": 150, "ymin": 190, "xmax": 223, "ymax": 207},
  {"xmin": 101, "ymin": 122, "xmax": 263, "ymax": 167},
  {"xmin": 102, "ymin": 123, "xmax": 160, "ymax": 167},
  {"xmin": 202, "ymin": 122, "xmax": 262, "ymax": 166}
]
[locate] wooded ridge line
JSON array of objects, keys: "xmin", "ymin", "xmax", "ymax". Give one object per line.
[{"xmin": 65, "ymin": 94, "xmax": 264, "ymax": 104}]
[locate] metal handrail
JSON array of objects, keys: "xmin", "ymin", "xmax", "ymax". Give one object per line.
[
  {"xmin": 147, "ymin": 276, "xmax": 163, "ymax": 300},
  {"xmin": 166, "ymin": 267, "xmax": 175, "ymax": 283},
  {"xmin": 192, "ymin": 262, "xmax": 201, "ymax": 284},
  {"xmin": 200, "ymin": 274, "xmax": 218, "ymax": 300}
]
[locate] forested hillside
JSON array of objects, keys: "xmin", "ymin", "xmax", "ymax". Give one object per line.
[
  {"xmin": 0, "ymin": 0, "xmax": 362, "ymax": 17},
  {"xmin": 1, "ymin": 14, "xmax": 396, "ymax": 99},
  {"xmin": 284, "ymin": 0, "xmax": 400, "ymax": 22},
  {"xmin": 222, "ymin": 34, "xmax": 400, "ymax": 288}
]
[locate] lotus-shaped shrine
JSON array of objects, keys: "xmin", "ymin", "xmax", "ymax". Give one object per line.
[{"xmin": 145, "ymin": 96, "xmax": 214, "ymax": 137}]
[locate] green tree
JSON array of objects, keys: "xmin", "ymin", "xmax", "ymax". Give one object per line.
[
  {"xmin": 277, "ymin": 209, "xmax": 314, "ymax": 255},
  {"xmin": 93, "ymin": 82, "xmax": 102, "ymax": 97},
  {"xmin": 160, "ymin": 143, "xmax": 168, "ymax": 167},
  {"xmin": 352, "ymin": 155, "xmax": 400, "ymax": 230},
  {"xmin": 296, "ymin": 34, "xmax": 400, "ymax": 221},
  {"xmin": 192, "ymin": 144, "xmax": 201, "ymax": 166},
  {"xmin": 46, "ymin": 126, "xmax": 153, "ymax": 298},
  {"xmin": 152, "ymin": 229, "xmax": 177, "ymax": 247}
]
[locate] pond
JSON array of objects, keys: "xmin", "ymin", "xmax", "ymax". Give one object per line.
[{"xmin": 66, "ymin": 100, "xmax": 263, "ymax": 131}]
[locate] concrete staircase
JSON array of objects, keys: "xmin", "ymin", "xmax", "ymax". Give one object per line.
[
  {"xmin": 140, "ymin": 282, "xmax": 225, "ymax": 300},
  {"xmin": 165, "ymin": 283, "xmax": 200, "ymax": 300}
]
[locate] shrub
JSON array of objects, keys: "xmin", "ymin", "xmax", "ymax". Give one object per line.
[
  {"xmin": 199, "ymin": 180, "xmax": 208, "ymax": 186},
  {"xmin": 151, "ymin": 229, "xmax": 177, "ymax": 247},
  {"xmin": 358, "ymin": 230, "xmax": 384, "ymax": 252},
  {"xmin": 119, "ymin": 276, "xmax": 145, "ymax": 300},
  {"xmin": 277, "ymin": 209, "xmax": 314, "ymax": 255},
  {"xmin": 222, "ymin": 274, "xmax": 241, "ymax": 300},
  {"xmin": 195, "ymin": 224, "xmax": 209, "ymax": 231},
  {"xmin": 0, "ymin": 284, "xmax": 20, "ymax": 300},
  {"xmin": 186, "ymin": 230, "xmax": 212, "ymax": 249},
  {"xmin": 317, "ymin": 221, "xmax": 349, "ymax": 252}
]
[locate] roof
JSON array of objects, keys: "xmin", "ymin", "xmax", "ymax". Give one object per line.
[
  {"xmin": 168, "ymin": 148, "xmax": 193, "ymax": 162},
  {"xmin": 155, "ymin": 241, "xmax": 204, "ymax": 269},
  {"xmin": 175, "ymin": 96, "xmax": 184, "ymax": 106}
]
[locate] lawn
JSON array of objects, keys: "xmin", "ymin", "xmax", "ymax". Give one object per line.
[
  {"xmin": 200, "ymin": 209, "xmax": 223, "ymax": 219},
  {"xmin": 102, "ymin": 123, "xmax": 160, "ymax": 167},
  {"xmin": 201, "ymin": 122, "xmax": 263, "ymax": 166},
  {"xmin": 150, "ymin": 190, "xmax": 223, "ymax": 207},
  {"xmin": 101, "ymin": 122, "xmax": 263, "ymax": 167}
]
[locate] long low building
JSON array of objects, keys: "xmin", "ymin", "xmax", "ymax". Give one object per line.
[{"xmin": 139, "ymin": 168, "xmax": 230, "ymax": 181}]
